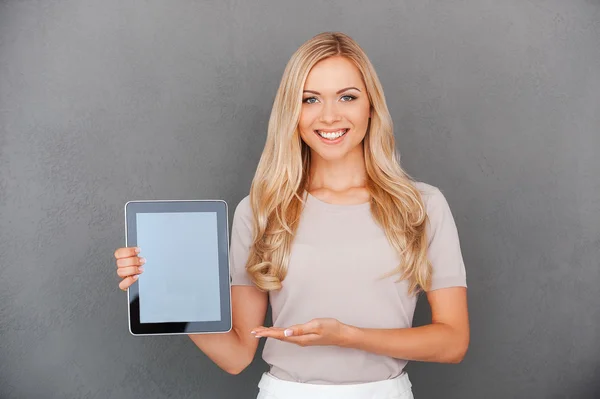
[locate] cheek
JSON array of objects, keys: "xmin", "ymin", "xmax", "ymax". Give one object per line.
[
  {"xmin": 299, "ymin": 107, "xmax": 317, "ymax": 130},
  {"xmin": 298, "ymin": 109, "xmax": 318, "ymax": 141},
  {"xmin": 352, "ymin": 102, "xmax": 371, "ymax": 122}
]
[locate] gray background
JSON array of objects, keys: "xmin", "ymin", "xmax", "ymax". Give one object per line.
[{"xmin": 1, "ymin": 0, "xmax": 599, "ymax": 398}]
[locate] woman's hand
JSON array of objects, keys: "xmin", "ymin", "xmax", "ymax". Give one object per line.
[
  {"xmin": 114, "ymin": 246, "xmax": 145, "ymax": 290},
  {"xmin": 250, "ymin": 318, "xmax": 350, "ymax": 347}
]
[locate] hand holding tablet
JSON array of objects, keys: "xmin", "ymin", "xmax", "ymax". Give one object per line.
[
  {"xmin": 117, "ymin": 200, "xmax": 233, "ymax": 336},
  {"xmin": 114, "ymin": 246, "xmax": 144, "ymax": 291}
]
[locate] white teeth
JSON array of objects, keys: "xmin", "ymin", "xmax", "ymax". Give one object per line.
[{"xmin": 317, "ymin": 129, "xmax": 347, "ymax": 139}]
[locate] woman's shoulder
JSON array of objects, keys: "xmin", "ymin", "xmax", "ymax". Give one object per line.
[
  {"xmin": 411, "ymin": 181, "xmax": 450, "ymax": 214},
  {"xmin": 412, "ymin": 180, "xmax": 442, "ymax": 198},
  {"xmin": 233, "ymin": 194, "xmax": 252, "ymax": 217}
]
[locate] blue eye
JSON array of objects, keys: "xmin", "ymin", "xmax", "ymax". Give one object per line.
[{"xmin": 302, "ymin": 95, "xmax": 357, "ymax": 104}]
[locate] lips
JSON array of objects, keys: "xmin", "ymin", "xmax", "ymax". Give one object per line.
[
  {"xmin": 314, "ymin": 129, "xmax": 349, "ymax": 139},
  {"xmin": 313, "ymin": 128, "xmax": 349, "ymax": 143}
]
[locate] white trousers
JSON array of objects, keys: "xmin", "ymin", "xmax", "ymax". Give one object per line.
[{"xmin": 256, "ymin": 371, "xmax": 414, "ymax": 399}]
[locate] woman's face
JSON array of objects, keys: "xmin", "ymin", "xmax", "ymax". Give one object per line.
[{"xmin": 298, "ymin": 56, "xmax": 372, "ymax": 162}]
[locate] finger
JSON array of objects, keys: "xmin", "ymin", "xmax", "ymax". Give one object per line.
[
  {"xmin": 117, "ymin": 265, "xmax": 144, "ymax": 278},
  {"xmin": 283, "ymin": 320, "xmax": 320, "ymax": 337},
  {"xmin": 251, "ymin": 326, "xmax": 284, "ymax": 334},
  {"xmin": 116, "ymin": 256, "xmax": 146, "ymax": 268},
  {"xmin": 252, "ymin": 325, "xmax": 307, "ymax": 339},
  {"xmin": 253, "ymin": 330, "xmax": 318, "ymax": 346},
  {"xmin": 118, "ymin": 275, "xmax": 138, "ymax": 291},
  {"xmin": 280, "ymin": 335, "xmax": 317, "ymax": 346},
  {"xmin": 114, "ymin": 247, "xmax": 141, "ymax": 260},
  {"xmin": 252, "ymin": 328, "xmax": 288, "ymax": 339}
]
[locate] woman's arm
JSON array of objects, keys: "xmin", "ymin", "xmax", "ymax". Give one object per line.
[
  {"xmin": 188, "ymin": 285, "xmax": 268, "ymax": 374},
  {"xmin": 341, "ymin": 286, "xmax": 469, "ymax": 363},
  {"xmin": 252, "ymin": 286, "xmax": 469, "ymax": 364}
]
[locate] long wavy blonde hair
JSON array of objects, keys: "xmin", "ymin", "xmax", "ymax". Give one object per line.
[{"xmin": 246, "ymin": 32, "xmax": 431, "ymax": 295}]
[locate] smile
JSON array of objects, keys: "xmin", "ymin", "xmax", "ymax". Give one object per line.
[{"xmin": 314, "ymin": 129, "xmax": 349, "ymax": 141}]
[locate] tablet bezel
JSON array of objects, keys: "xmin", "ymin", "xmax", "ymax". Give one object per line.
[{"xmin": 124, "ymin": 199, "xmax": 232, "ymax": 336}]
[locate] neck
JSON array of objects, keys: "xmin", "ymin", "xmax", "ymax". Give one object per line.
[{"xmin": 307, "ymin": 143, "xmax": 367, "ymax": 192}]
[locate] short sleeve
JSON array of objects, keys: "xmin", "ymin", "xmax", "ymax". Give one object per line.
[
  {"xmin": 424, "ymin": 187, "xmax": 467, "ymax": 291},
  {"xmin": 229, "ymin": 195, "xmax": 255, "ymax": 286}
]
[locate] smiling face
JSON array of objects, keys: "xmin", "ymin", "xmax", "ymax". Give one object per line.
[{"xmin": 298, "ymin": 56, "xmax": 372, "ymax": 162}]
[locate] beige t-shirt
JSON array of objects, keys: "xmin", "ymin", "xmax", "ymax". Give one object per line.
[{"xmin": 229, "ymin": 181, "xmax": 467, "ymax": 384}]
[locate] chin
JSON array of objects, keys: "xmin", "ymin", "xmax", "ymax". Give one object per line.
[{"xmin": 311, "ymin": 142, "xmax": 363, "ymax": 162}]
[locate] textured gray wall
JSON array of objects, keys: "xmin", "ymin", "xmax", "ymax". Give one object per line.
[{"xmin": 1, "ymin": 1, "xmax": 599, "ymax": 398}]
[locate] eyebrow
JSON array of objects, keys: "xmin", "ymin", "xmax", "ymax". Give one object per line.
[{"xmin": 303, "ymin": 86, "xmax": 361, "ymax": 95}]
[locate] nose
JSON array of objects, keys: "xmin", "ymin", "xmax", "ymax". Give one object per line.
[{"xmin": 318, "ymin": 101, "xmax": 342, "ymax": 124}]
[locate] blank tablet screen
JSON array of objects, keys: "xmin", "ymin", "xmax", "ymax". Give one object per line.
[
  {"xmin": 136, "ymin": 212, "xmax": 220, "ymax": 323},
  {"xmin": 125, "ymin": 200, "xmax": 232, "ymax": 335}
]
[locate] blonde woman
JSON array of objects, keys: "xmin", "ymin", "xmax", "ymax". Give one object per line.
[{"xmin": 114, "ymin": 31, "xmax": 469, "ymax": 398}]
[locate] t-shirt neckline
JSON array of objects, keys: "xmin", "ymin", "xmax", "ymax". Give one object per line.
[{"xmin": 304, "ymin": 191, "xmax": 371, "ymax": 211}]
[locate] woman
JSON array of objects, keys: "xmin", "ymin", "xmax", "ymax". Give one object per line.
[{"xmin": 114, "ymin": 31, "xmax": 469, "ymax": 398}]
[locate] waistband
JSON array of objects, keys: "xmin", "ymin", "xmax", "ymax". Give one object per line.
[{"xmin": 257, "ymin": 371, "xmax": 412, "ymax": 399}]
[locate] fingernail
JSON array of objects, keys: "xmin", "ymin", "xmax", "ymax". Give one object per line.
[
  {"xmin": 284, "ymin": 329, "xmax": 293, "ymax": 337},
  {"xmin": 255, "ymin": 335, "xmax": 262, "ymax": 338},
  {"xmin": 135, "ymin": 247, "xmax": 141, "ymax": 253},
  {"xmin": 140, "ymin": 257, "xmax": 146, "ymax": 264},
  {"xmin": 139, "ymin": 266, "xmax": 144, "ymax": 273},
  {"xmin": 250, "ymin": 331, "xmax": 256, "ymax": 334},
  {"xmin": 133, "ymin": 275, "xmax": 139, "ymax": 280}
]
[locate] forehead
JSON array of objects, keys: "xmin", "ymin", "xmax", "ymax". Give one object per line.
[{"xmin": 304, "ymin": 56, "xmax": 365, "ymax": 91}]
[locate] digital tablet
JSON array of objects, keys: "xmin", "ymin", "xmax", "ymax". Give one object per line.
[{"xmin": 124, "ymin": 199, "xmax": 232, "ymax": 336}]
